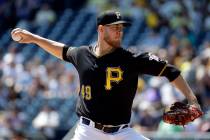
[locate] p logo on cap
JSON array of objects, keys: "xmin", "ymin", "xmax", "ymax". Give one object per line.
[
  {"xmin": 97, "ymin": 10, "xmax": 131, "ymax": 26},
  {"xmin": 115, "ymin": 12, "xmax": 121, "ymax": 19}
]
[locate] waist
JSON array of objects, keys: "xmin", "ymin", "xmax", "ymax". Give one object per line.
[
  {"xmin": 76, "ymin": 107, "xmax": 132, "ymax": 125},
  {"xmin": 80, "ymin": 117, "xmax": 129, "ymax": 133}
]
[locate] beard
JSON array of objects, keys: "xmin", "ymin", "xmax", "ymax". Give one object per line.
[{"xmin": 104, "ymin": 32, "xmax": 122, "ymax": 48}]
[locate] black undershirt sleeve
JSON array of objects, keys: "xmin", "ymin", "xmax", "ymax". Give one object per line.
[
  {"xmin": 161, "ymin": 64, "xmax": 181, "ymax": 82},
  {"xmin": 62, "ymin": 45, "xmax": 77, "ymax": 64},
  {"xmin": 62, "ymin": 46, "xmax": 69, "ymax": 61}
]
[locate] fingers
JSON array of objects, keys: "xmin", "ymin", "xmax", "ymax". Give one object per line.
[
  {"xmin": 11, "ymin": 28, "xmax": 23, "ymax": 42},
  {"xmin": 11, "ymin": 28, "xmax": 31, "ymax": 43},
  {"xmin": 11, "ymin": 28, "xmax": 35, "ymax": 44},
  {"xmin": 11, "ymin": 28, "xmax": 29, "ymax": 35},
  {"xmin": 11, "ymin": 28, "xmax": 22, "ymax": 35},
  {"xmin": 11, "ymin": 28, "xmax": 22, "ymax": 38}
]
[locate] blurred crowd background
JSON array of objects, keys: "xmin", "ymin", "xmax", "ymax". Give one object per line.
[{"xmin": 0, "ymin": 0, "xmax": 210, "ymax": 140}]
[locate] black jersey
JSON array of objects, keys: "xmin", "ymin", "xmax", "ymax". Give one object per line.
[{"xmin": 62, "ymin": 45, "xmax": 180, "ymax": 125}]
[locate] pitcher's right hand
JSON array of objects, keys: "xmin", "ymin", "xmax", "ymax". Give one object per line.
[{"xmin": 11, "ymin": 28, "xmax": 36, "ymax": 44}]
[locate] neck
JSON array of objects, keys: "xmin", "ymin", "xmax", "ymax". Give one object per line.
[{"xmin": 95, "ymin": 39, "xmax": 116, "ymax": 57}]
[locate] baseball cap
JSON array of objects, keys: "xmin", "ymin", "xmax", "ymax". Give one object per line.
[{"xmin": 97, "ymin": 10, "xmax": 131, "ymax": 26}]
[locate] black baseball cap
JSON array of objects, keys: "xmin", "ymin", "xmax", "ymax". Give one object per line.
[{"xmin": 97, "ymin": 10, "xmax": 131, "ymax": 26}]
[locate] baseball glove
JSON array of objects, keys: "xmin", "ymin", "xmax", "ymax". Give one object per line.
[{"xmin": 163, "ymin": 102, "xmax": 203, "ymax": 126}]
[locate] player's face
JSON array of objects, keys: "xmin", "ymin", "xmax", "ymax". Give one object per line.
[{"xmin": 103, "ymin": 24, "xmax": 124, "ymax": 48}]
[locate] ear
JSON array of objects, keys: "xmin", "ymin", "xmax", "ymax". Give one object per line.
[{"xmin": 98, "ymin": 25, "xmax": 104, "ymax": 33}]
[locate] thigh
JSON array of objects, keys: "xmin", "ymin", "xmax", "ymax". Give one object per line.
[
  {"xmin": 71, "ymin": 123, "xmax": 107, "ymax": 140},
  {"xmin": 116, "ymin": 128, "xmax": 150, "ymax": 140}
]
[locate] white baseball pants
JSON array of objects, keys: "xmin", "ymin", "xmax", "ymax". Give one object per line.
[{"xmin": 70, "ymin": 118, "xmax": 150, "ymax": 140}]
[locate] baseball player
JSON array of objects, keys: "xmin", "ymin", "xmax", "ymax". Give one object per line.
[{"xmin": 11, "ymin": 10, "xmax": 202, "ymax": 140}]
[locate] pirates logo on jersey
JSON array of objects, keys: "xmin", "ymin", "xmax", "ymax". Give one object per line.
[
  {"xmin": 105, "ymin": 67, "xmax": 123, "ymax": 90},
  {"xmin": 148, "ymin": 53, "xmax": 160, "ymax": 61},
  {"xmin": 148, "ymin": 53, "xmax": 168, "ymax": 64}
]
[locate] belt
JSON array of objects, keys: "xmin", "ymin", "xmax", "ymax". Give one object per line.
[{"xmin": 81, "ymin": 117, "xmax": 129, "ymax": 133}]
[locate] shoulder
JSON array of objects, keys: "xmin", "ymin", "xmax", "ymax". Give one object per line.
[
  {"xmin": 66, "ymin": 45, "xmax": 91, "ymax": 54},
  {"xmin": 124, "ymin": 47, "xmax": 165, "ymax": 61},
  {"xmin": 123, "ymin": 47, "xmax": 148, "ymax": 58},
  {"xmin": 63, "ymin": 45, "xmax": 93, "ymax": 63},
  {"xmin": 63, "ymin": 45, "xmax": 91, "ymax": 60}
]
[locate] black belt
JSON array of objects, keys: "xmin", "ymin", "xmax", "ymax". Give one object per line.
[{"xmin": 81, "ymin": 117, "xmax": 129, "ymax": 133}]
